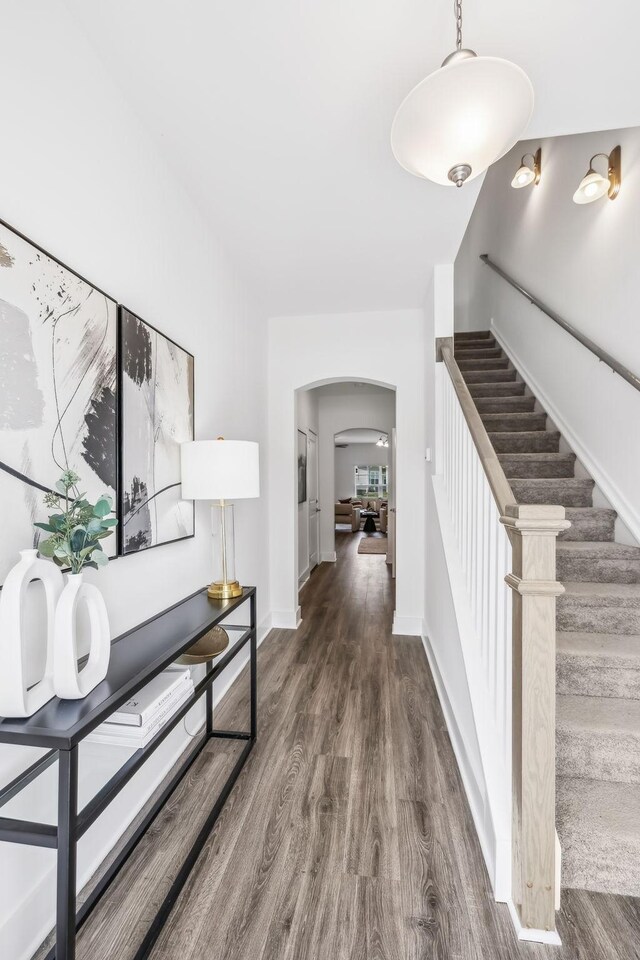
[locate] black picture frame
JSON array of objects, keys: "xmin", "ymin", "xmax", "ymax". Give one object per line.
[
  {"xmin": 118, "ymin": 306, "xmax": 195, "ymax": 556},
  {"xmin": 297, "ymin": 429, "xmax": 307, "ymax": 504},
  {"xmin": 0, "ymin": 217, "xmax": 119, "ymax": 585}
]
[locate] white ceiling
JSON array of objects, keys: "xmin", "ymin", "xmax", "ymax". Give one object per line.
[{"xmin": 66, "ymin": 0, "xmax": 640, "ymax": 317}]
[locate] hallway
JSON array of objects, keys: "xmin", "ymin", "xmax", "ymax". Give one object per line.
[{"xmin": 69, "ymin": 533, "xmax": 640, "ymax": 960}]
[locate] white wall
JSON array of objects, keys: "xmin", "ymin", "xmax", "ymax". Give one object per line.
[
  {"xmin": 268, "ymin": 311, "xmax": 424, "ymax": 635},
  {"xmin": 455, "ymin": 126, "xmax": 640, "ymax": 543},
  {"xmin": 0, "ymin": 6, "xmax": 269, "ymax": 958},
  {"xmin": 296, "ymin": 389, "xmax": 319, "ymax": 582},
  {"xmin": 335, "ymin": 443, "xmax": 389, "ymax": 500}
]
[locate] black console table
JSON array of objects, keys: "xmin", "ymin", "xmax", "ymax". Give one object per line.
[{"xmin": 0, "ymin": 586, "xmax": 257, "ymax": 960}]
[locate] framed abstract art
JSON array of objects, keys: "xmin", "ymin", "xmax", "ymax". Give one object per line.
[
  {"xmin": 297, "ymin": 429, "xmax": 307, "ymax": 504},
  {"xmin": 0, "ymin": 219, "xmax": 118, "ymax": 585},
  {"xmin": 119, "ymin": 307, "xmax": 194, "ymax": 554}
]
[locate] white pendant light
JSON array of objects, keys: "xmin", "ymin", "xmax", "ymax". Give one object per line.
[{"xmin": 391, "ymin": 0, "xmax": 534, "ymax": 188}]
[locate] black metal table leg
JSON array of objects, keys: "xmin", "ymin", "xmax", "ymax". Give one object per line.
[
  {"xmin": 57, "ymin": 746, "xmax": 78, "ymax": 960},
  {"xmin": 205, "ymin": 663, "xmax": 214, "ymax": 737},
  {"xmin": 250, "ymin": 593, "xmax": 257, "ymax": 742},
  {"xmin": 1, "ymin": 588, "xmax": 259, "ymax": 960}
]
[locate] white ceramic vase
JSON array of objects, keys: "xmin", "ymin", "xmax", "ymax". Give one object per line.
[
  {"xmin": 53, "ymin": 571, "xmax": 111, "ymax": 700},
  {"xmin": 0, "ymin": 549, "xmax": 63, "ymax": 717}
]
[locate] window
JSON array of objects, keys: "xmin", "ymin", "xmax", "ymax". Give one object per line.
[{"xmin": 354, "ymin": 465, "xmax": 388, "ymax": 499}]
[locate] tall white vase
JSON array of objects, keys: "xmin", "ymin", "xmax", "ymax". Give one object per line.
[
  {"xmin": 0, "ymin": 549, "xmax": 63, "ymax": 718},
  {"xmin": 53, "ymin": 571, "xmax": 111, "ymax": 700}
]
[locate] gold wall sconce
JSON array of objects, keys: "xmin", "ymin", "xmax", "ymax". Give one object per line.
[
  {"xmin": 511, "ymin": 148, "xmax": 541, "ymax": 188},
  {"xmin": 573, "ymin": 146, "xmax": 621, "ymax": 204}
]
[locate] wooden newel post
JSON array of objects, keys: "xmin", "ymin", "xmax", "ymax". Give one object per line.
[{"xmin": 501, "ymin": 503, "xmax": 570, "ymax": 941}]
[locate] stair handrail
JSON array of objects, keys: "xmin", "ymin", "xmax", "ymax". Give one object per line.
[
  {"xmin": 441, "ymin": 343, "xmax": 516, "ymax": 516},
  {"xmin": 480, "ymin": 254, "xmax": 640, "ymax": 394}
]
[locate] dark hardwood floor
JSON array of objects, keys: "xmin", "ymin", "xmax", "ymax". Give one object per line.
[{"xmin": 66, "ymin": 531, "xmax": 640, "ymax": 959}]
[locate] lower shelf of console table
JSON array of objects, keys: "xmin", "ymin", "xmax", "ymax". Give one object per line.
[{"xmin": 0, "ymin": 586, "xmax": 257, "ymax": 960}]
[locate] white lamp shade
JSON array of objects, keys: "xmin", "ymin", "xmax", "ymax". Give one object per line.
[
  {"xmin": 391, "ymin": 55, "xmax": 534, "ymax": 186},
  {"xmin": 180, "ymin": 440, "xmax": 260, "ymax": 500},
  {"xmin": 573, "ymin": 170, "xmax": 610, "ymax": 204},
  {"xmin": 511, "ymin": 164, "xmax": 535, "ymax": 188}
]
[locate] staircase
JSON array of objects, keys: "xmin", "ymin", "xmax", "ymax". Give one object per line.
[{"xmin": 454, "ymin": 329, "xmax": 640, "ymax": 898}]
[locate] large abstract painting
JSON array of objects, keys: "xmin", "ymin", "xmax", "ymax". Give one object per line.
[
  {"xmin": 0, "ymin": 220, "xmax": 118, "ymax": 585},
  {"xmin": 119, "ymin": 308, "xmax": 194, "ymax": 554}
]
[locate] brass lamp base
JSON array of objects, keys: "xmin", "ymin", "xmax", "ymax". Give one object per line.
[{"xmin": 207, "ymin": 579, "xmax": 243, "ymax": 600}]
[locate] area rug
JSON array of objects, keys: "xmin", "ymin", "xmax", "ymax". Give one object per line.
[{"xmin": 358, "ymin": 536, "xmax": 388, "ymax": 555}]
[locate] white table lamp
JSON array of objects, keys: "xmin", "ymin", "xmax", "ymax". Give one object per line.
[{"xmin": 181, "ymin": 439, "xmax": 260, "ymax": 600}]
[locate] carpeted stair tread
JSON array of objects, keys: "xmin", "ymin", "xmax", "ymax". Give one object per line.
[
  {"xmin": 481, "ymin": 411, "xmax": 547, "ymax": 432},
  {"xmin": 558, "ymin": 582, "xmax": 640, "ymax": 635},
  {"xmin": 556, "ymin": 777, "xmax": 640, "ymax": 895},
  {"xmin": 454, "ymin": 330, "xmax": 492, "ymax": 341},
  {"xmin": 457, "ymin": 356, "xmax": 510, "ymax": 371},
  {"xmin": 489, "ymin": 430, "xmax": 560, "ymax": 453},
  {"xmin": 454, "ymin": 339, "xmax": 499, "ymax": 351},
  {"xmin": 468, "ymin": 381, "xmax": 526, "ymax": 397},
  {"xmin": 557, "ymin": 632, "xmax": 640, "ymax": 699},
  {"xmin": 560, "ymin": 507, "xmax": 616, "ymax": 542},
  {"xmin": 557, "ymin": 541, "xmax": 640, "ymax": 583},
  {"xmin": 557, "ymin": 695, "xmax": 640, "ymax": 783},
  {"xmin": 560, "ymin": 581, "xmax": 640, "ymax": 601},
  {"xmin": 511, "ymin": 477, "xmax": 594, "ymax": 507},
  {"xmin": 498, "ymin": 452, "xmax": 575, "ymax": 478},
  {"xmin": 474, "ymin": 395, "xmax": 536, "ymax": 414},
  {"xmin": 455, "ymin": 347, "xmax": 504, "ymax": 361},
  {"xmin": 462, "ymin": 368, "xmax": 518, "ymax": 383}
]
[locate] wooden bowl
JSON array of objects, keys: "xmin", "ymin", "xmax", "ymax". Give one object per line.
[{"xmin": 176, "ymin": 626, "xmax": 230, "ymax": 664}]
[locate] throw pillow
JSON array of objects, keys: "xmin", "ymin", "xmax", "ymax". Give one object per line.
[{"xmin": 338, "ymin": 498, "xmax": 352, "ymax": 504}]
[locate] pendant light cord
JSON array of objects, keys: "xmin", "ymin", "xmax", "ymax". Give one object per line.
[{"xmin": 454, "ymin": 0, "xmax": 463, "ymax": 50}]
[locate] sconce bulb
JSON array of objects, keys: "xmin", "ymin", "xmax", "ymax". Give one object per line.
[
  {"xmin": 511, "ymin": 164, "xmax": 535, "ymax": 188},
  {"xmin": 573, "ymin": 170, "xmax": 610, "ymax": 204}
]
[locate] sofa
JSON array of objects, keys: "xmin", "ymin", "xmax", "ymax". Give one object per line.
[
  {"xmin": 334, "ymin": 501, "xmax": 361, "ymax": 531},
  {"xmin": 335, "ymin": 499, "xmax": 387, "ymax": 532}
]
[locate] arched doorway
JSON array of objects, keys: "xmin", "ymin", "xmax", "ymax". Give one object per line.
[
  {"xmin": 294, "ymin": 378, "xmax": 396, "ymax": 618},
  {"xmin": 267, "ymin": 311, "xmax": 426, "ymax": 636}
]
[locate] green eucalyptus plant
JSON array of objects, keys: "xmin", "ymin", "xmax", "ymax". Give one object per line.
[{"xmin": 35, "ymin": 469, "xmax": 118, "ymax": 574}]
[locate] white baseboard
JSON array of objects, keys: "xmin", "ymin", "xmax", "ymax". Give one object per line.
[
  {"xmin": 212, "ymin": 614, "xmax": 271, "ymax": 705},
  {"xmin": 507, "ymin": 900, "xmax": 561, "ymax": 946},
  {"xmin": 258, "ymin": 613, "xmax": 273, "ymax": 644},
  {"xmin": 391, "ymin": 614, "xmax": 422, "ymax": 636},
  {"xmin": 421, "ymin": 631, "xmax": 496, "ymax": 892},
  {"xmin": 298, "ymin": 566, "xmax": 310, "ymax": 589},
  {"xmin": 491, "ymin": 321, "xmax": 640, "ymax": 547},
  {"xmin": 271, "ymin": 607, "xmax": 302, "ymax": 630},
  {"xmin": 320, "ymin": 551, "xmax": 336, "ymax": 563}
]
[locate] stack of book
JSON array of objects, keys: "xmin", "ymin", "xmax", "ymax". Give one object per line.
[{"xmin": 87, "ymin": 666, "xmax": 194, "ymax": 749}]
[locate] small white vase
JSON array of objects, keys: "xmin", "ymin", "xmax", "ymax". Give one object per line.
[
  {"xmin": 53, "ymin": 571, "xmax": 111, "ymax": 700},
  {"xmin": 0, "ymin": 549, "xmax": 63, "ymax": 717}
]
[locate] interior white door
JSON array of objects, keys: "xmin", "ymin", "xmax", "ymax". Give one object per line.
[
  {"xmin": 388, "ymin": 427, "xmax": 397, "ymax": 577},
  {"xmin": 308, "ymin": 431, "xmax": 319, "ymax": 569}
]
